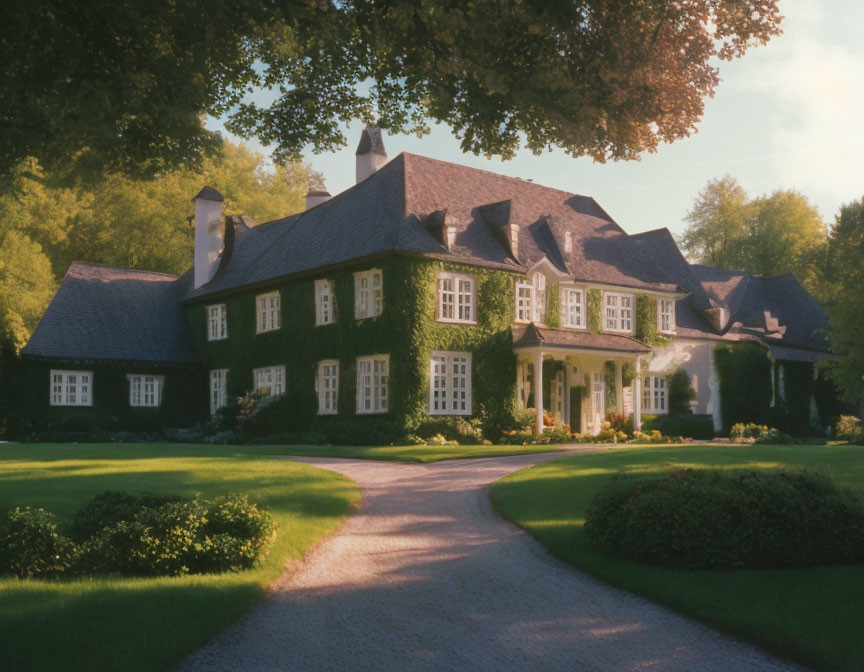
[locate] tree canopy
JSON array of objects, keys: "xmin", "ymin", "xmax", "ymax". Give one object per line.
[
  {"xmin": 679, "ymin": 175, "xmax": 828, "ymax": 297},
  {"xmin": 0, "ymin": 140, "xmax": 314, "ymax": 347},
  {"xmin": 822, "ymin": 198, "xmax": 864, "ymax": 406},
  {"xmin": 1, "ymin": 0, "xmax": 782, "ymax": 183}
]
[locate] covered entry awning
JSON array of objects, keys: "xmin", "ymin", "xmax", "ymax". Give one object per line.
[{"xmin": 512, "ymin": 324, "xmax": 652, "ymax": 435}]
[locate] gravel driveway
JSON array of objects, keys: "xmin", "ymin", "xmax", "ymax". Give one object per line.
[{"xmin": 177, "ymin": 449, "xmax": 804, "ymax": 672}]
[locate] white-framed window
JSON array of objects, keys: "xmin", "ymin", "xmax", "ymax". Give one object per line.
[
  {"xmin": 560, "ymin": 286, "xmax": 585, "ymax": 329},
  {"xmin": 256, "ymin": 291, "xmax": 281, "ymax": 333},
  {"xmin": 515, "ymin": 272, "xmax": 547, "ymax": 323},
  {"xmin": 429, "ymin": 351, "xmax": 472, "ymax": 415},
  {"xmin": 642, "ymin": 375, "xmax": 667, "ymax": 414},
  {"xmin": 354, "ymin": 269, "xmax": 383, "ymax": 319},
  {"xmin": 604, "ymin": 291, "xmax": 634, "ymax": 333},
  {"xmin": 206, "ymin": 304, "xmax": 227, "ymax": 341},
  {"xmin": 50, "ymin": 370, "xmax": 93, "ymax": 407},
  {"xmin": 356, "ymin": 355, "xmax": 389, "ymax": 414},
  {"xmin": 437, "ymin": 272, "xmax": 476, "ymax": 324},
  {"xmin": 210, "ymin": 369, "xmax": 228, "ymax": 415},
  {"xmin": 659, "ymin": 298, "xmax": 676, "ymax": 334},
  {"xmin": 128, "ymin": 374, "xmax": 164, "ymax": 408},
  {"xmin": 253, "ymin": 366, "xmax": 285, "ymax": 397},
  {"xmin": 315, "ymin": 279, "xmax": 336, "ymax": 326},
  {"xmin": 317, "ymin": 360, "xmax": 339, "ymax": 415}
]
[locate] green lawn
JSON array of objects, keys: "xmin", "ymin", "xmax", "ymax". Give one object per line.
[
  {"xmin": 0, "ymin": 443, "xmax": 360, "ymax": 672},
  {"xmin": 490, "ymin": 443, "xmax": 864, "ymax": 672},
  {"xmin": 259, "ymin": 443, "xmax": 564, "ymax": 463}
]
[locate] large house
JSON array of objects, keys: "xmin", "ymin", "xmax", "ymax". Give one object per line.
[{"xmin": 21, "ymin": 128, "xmax": 833, "ymax": 437}]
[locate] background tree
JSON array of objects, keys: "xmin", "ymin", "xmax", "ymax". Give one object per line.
[
  {"xmin": 0, "ymin": 139, "xmax": 315, "ymax": 345},
  {"xmin": 822, "ymin": 198, "xmax": 864, "ymax": 408},
  {"xmin": 0, "ymin": 1, "xmax": 782, "ymax": 184},
  {"xmin": 679, "ymin": 177, "xmax": 828, "ymax": 297}
]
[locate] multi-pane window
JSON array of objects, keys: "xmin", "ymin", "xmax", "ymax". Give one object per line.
[
  {"xmin": 354, "ymin": 270, "xmax": 383, "ymax": 319},
  {"xmin": 207, "ymin": 304, "xmax": 227, "ymax": 341},
  {"xmin": 128, "ymin": 375, "xmax": 164, "ymax": 408},
  {"xmin": 604, "ymin": 292, "xmax": 634, "ymax": 333},
  {"xmin": 253, "ymin": 366, "xmax": 285, "ymax": 397},
  {"xmin": 256, "ymin": 292, "xmax": 281, "ymax": 333},
  {"xmin": 659, "ymin": 298, "xmax": 676, "ymax": 334},
  {"xmin": 317, "ymin": 360, "xmax": 339, "ymax": 415},
  {"xmin": 356, "ymin": 355, "xmax": 389, "ymax": 413},
  {"xmin": 429, "ymin": 352, "xmax": 472, "ymax": 415},
  {"xmin": 315, "ymin": 279, "xmax": 336, "ymax": 326},
  {"xmin": 515, "ymin": 273, "xmax": 546, "ymax": 323},
  {"xmin": 560, "ymin": 287, "xmax": 585, "ymax": 329},
  {"xmin": 50, "ymin": 370, "xmax": 93, "ymax": 406},
  {"xmin": 642, "ymin": 375, "xmax": 667, "ymax": 414},
  {"xmin": 210, "ymin": 369, "xmax": 228, "ymax": 415},
  {"xmin": 437, "ymin": 273, "xmax": 475, "ymax": 323}
]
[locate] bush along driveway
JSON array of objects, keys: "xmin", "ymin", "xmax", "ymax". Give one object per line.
[{"xmin": 179, "ymin": 448, "xmax": 803, "ymax": 672}]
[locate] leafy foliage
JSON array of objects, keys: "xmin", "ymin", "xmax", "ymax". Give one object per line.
[
  {"xmin": 679, "ymin": 175, "xmax": 828, "ymax": 297},
  {"xmin": 634, "ymin": 294, "xmax": 669, "ymax": 346},
  {"xmin": 69, "ymin": 490, "xmax": 184, "ymax": 543},
  {"xmin": 0, "ymin": 507, "xmax": 73, "ymax": 578},
  {"xmin": 713, "ymin": 343, "xmax": 772, "ymax": 433},
  {"xmin": 585, "ymin": 469, "xmax": 864, "ymax": 569},
  {"xmin": 835, "ymin": 416, "xmax": 862, "ymax": 442},
  {"xmin": 0, "ymin": 1, "xmax": 781, "ymax": 182},
  {"xmin": 667, "ymin": 368, "xmax": 696, "ymax": 417}
]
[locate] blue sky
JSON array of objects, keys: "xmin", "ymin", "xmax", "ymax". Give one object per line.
[{"xmin": 207, "ymin": 0, "xmax": 864, "ymax": 238}]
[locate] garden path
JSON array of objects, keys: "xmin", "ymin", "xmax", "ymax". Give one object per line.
[{"xmin": 177, "ymin": 448, "xmax": 805, "ymax": 672}]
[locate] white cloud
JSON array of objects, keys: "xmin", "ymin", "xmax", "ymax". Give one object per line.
[{"xmin": 732, "ymin": 0, "xmax": 864, "ymax": 199}]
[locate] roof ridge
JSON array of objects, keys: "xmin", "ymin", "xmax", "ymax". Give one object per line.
[{"xmin": 68, "ymin": 261, "xmax": 179, "ymax": 279}]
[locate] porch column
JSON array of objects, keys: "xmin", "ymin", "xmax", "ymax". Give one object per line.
[
  {"xmin": 563, "ymin": 357, "xmax": 571, "ymax": 427},
  {"xmin": 634, "ymin": 356, "xmax": 642, "ymax": 431},
  {"xmin": 534, "ymin": 349, "xmax": 544, "ymax": 435},
  {"xmin": 614, "ymin": 359, "xmax": 624, "ymax": 415}
]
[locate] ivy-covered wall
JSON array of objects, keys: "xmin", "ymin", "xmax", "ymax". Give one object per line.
[
  {"xmin": 713, "ymin": 343, "xmax": 773, "ymax": 433},
  {"xmin": 187, "ymin": 256, "xmax": 520, "ymax": 434},
  {"xmin": 22, "ymin": 359, "xmax": 204, "ymax": 432}
]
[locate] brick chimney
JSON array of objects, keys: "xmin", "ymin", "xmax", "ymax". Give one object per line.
[
  {"xmin": 192, "ymin": 186, "xmax": 224, "ymax": 289},
  {"xmin": 355, "ymin": 125, "xmax": 388, "ymax": 183}
]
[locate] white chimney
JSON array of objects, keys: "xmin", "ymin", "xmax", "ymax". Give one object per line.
[
  {"xmin": 355, "ymin": 125, "xmax": 388, "ymax": 183},
  {"xmin": 193, "ymin": 186, "xmax": 224, "ymax": 289},
  {"xmin": 305, "ymin": 188, "xmax": 332, "ymax": 211}
]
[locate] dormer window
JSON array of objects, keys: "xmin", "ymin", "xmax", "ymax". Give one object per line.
[
  {"xmin": 515, "ymin": 273, "xmax": 547, "ymax": 324},
  {"xmin": 354, "ymin": 269, "xmax": 383, "ymax": 319},
  {"xmin": 315, "ymin": 279, "xmax": 336, "ymax": 326},
  {"xmin": 604, "ymin": 292, "xmax": 634, "ymax": 333},
  {"xmin": 659, "ymin": 298, "xmax": 676, "ymax": 334},
  {"xmin": 437, "ymin": 273, "xmax": 476, "ymax": 324}
]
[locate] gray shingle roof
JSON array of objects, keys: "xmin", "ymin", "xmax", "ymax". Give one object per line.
[
  {"xmin": 22, "ymin": 262, "xmax": 197, "ymax": 363},
  {"xmin": 512, "ymin": 324, "xmax": 651, "ymax": 353}
]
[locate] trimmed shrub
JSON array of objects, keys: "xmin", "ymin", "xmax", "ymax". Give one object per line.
[
  {"xmin": 643, "ymin": 414, "xmax": 714, "ymax": 439},
  {"xmin": 585, "ymin": 469, "xmax": 864, "ymax": 569},
  {"xmin": 69, "ymin": 490, "xmax": 184, "ymax": 542},
  {"xmin": 0, "ymin": 507, "xmax": 73, "ymax": 578},
  {"xmin": 667, "ymin": 368, "xmax": 696, "ymax": 417},
  {"xmin": 835, "ymin": 415, "xmax": 863, "ymax": 442},
  {"xmin": 414, "ymin": 417, "xmax": 484, "ymax": 445}
]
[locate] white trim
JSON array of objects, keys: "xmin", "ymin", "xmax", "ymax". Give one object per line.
[
  {"xmin": 206, "ymin": 304, "xmax": 228, "ymax": 341},
  {"xmin": 658, "ymin": 298, "xmax": 676, "ymax": 334},
  {"xmin": 315, "ymin": 279, "xmax": 336, "ymax": 326},
  {"xmin": 515, "ymin": 279, "xmax": 534, "ymax": 324},
  {"xmin": 127, "ymin": 374, "xmax": 164, "ymax": 408},
  {"xmin": 255, "ymin": 291, "xmax": 281, "ymax": 333},
  {"xmin": 317, "ymin": 360, "xmax": 339, "ymax": 415},
  {"xmin": 641, "ymin": 375, "xmax": 667, "ymax": 414},
  {"xmin": 49, "ymin": 369, "xmax": 93, "ymax": 407},
  {"xmin": 429, "ymin": 351, "xmax": 472, "ymax": 415},
  {"xmin": 253, "ymin": 365, "xmax": 285, "ymax": 397},
  {"xmin": 560, "ymin": 285, "xmax": 586, "ymax": 329},
  {"xmin": 603, "ymin": 291, "xmax": 634, "ymax": 333},
  {"xmin": 354, "ymin": 269, "xmax": 383, "ymax": 319},
  {"xmin": 356, "ymin": 354, "xmax": 389, "ymax": 414},
  {"xmin": 436, "ymin": 272, "xmax": 476, "ymax": 324},
  {"xmin": 209, "ymin": 369, "xmax": 228, "ymax": 415}
]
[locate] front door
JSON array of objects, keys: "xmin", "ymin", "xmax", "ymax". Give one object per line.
[{"xmin": 592, "ymin": 372, "xmax": 605, "ymax": 434}]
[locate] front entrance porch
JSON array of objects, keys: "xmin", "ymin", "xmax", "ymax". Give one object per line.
[{"xmin": 512, "ymin": 324, "xmax": 652, "ymax": 435}]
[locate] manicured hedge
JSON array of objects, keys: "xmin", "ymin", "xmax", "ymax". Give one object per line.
[{"xmin": 585, "ymin": 469, "xmax": 864, "ymax": 569}]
